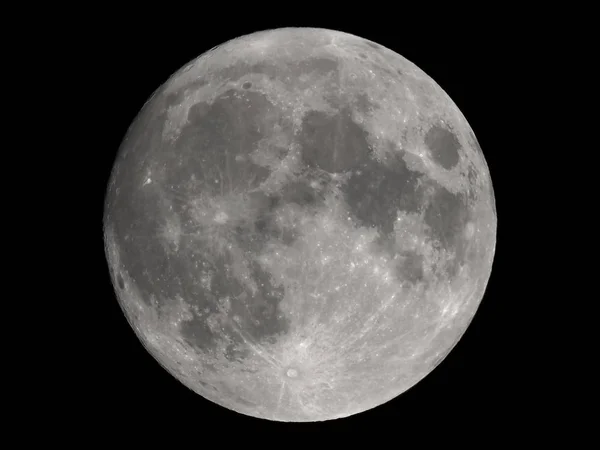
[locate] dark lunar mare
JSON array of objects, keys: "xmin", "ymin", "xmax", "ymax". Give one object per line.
[
  {"xmin": 395, "ymin": 252, "xmax": 425, "ymax": 284},
  {"xmin": 344, "ymin": 149, "xmax": 421, "ymax": 238},
  {"xmin": 106, "ymin": 80, "xmax": 314, "ymax": 358},
  {"xmin": 298, "ymin": 108, "xmax": 372, "ymax": 173},
  {"xmin": 178, "ymin": 252, "xmax": 290, "ymax": 358},
  {"xmin": 423, "ymin": 124, "xmax": 461, "ymax": 170},
  {"xmin": 422, "ymin": 186, "xmax": 471, "ymax": 278},
  {"xmin": 170, "ymin": 88, "xmax": 283, "ymax": 195}
]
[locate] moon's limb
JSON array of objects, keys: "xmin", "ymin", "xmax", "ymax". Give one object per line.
[{"xmin": 103, "ymin": 27, "xmax": 496, "ymax": 422}]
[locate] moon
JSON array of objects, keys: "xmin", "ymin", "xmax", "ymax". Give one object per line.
[{"xmin": 103, "ymin": 27, "xmax": 496, "ymax": 422}]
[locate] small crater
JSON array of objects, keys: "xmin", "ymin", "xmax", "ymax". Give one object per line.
[
  {"xmin": 364, "ymin": 40, "xmax": 381, "ymax": 50},
  {"xmin": 286, "ymin": 368, "xmax": 298, "ymax": 378},
  {"xmin": 358, "ymin": 52, "xmax": 368, "ymax": 59},
  {"xmin": 116, "ymin": 273, "xmax": 125, "ymax": 290},
  {"xmin": 242, "ymin": 81, "xmax": 252, "ymax": 89}
]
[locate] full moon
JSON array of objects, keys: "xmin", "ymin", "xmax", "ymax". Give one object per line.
[{"xmin": 103, "ymin": 28, "xmax": 496, "ymax": 422}]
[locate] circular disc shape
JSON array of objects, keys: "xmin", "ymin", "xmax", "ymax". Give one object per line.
[{"xmin": 103, "ymin": 27, "xmax": 497, "ymax": 422}]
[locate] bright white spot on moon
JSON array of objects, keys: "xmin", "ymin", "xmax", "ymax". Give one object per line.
[
  {"xmin": 286, "ymin": 368, "xmax": 298, "ymax": 378},
  {"xmin": 214, "ymin": 211, "xmax": 228, "ymax": 224},
  {"xmin": 465, "ymin": 222, "xmax": 475, "ymax": 239}
]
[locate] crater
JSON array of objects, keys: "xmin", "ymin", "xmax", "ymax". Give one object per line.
[
  {"xmin": 116, "ymin": 273, "xmax": 125, "ymax": 290},
  {"xmin": 424, "ymin": 123, "xmax": 461, "ymax": 170},
  {"xmin": 242, "ymin": 81, "xmax": 252, "ymax": 89}
]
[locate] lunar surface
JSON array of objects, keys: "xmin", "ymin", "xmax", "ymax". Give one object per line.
[{"xmin": 103, "ymin": 27, "xmax": 496, "ymax": 422}]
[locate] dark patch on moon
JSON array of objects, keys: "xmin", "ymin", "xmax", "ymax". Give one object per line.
[
  {"xmin": 344, "ymin": 148, "xmax": 421, "ymax": 238},
  {"xmin": 353, "ymin": 92, "xmax": 379, "ymax": 117},
  {"xmin": 179, "ymin": 252, "xmax": 290, "ymax": 357},
  {"xmin": 298, "ymin": 109, "xmax": 372, "ymax": 173},
  {"xmin": 242, "ymin": 81, "xmax": 252, "ymax": 89},
  {"xmin": 465, "ymin": 164, "xmax": 479, "ymax": 202},
  {"xmin": 232, "ymin": 190, "xmax": 304, "ymax": 250},
  {"xmin": 171, "ymin": 88, "xmax": 284, "ymax": 195},
  {"xmin": 423, "ymin": 186, "xmax": 470, "ymax": 276},
  {"xmin": 279, "ymin": 180, "xmax": 325, "ymax": 209},
  {"xmin": 243, "ymin": 259, "xmax": 288, "ymax": 341},
  {"xmin": 233, "ymin": 223, "xmax": 264, "ymax": 254},
  {"xmin": 117, "ymin": 273, "xmax": 125, "ymax": 290},
  {"xmin": 249, "ymin": 180, "xmax": 325, "ymax": 246},
  {"xmin": 466, "ymin": 164, "xmax": 478, "ymax": 186},
  {"xmin": 424, "ymin": 124, "xmax": 461, "ymax": 170},
  {"xmin": 165, "ymin": 90, "xmax": 185, "ymax": 108},
  {"xmin": 423, "ymin": 187, "xmax": 468, "ymax": 248},
  {"xmin": 225, "ymin": 342, "xmax": 251, "ymax": 362},
  {"xmin": 395, "ymin": 251, "xmax": 425, "ymax": 284},
  {"xmin": 250, "ymin": 214, "xmax": 298, "ymax": 247},
  {"xmin": 358, "ymin": 52, "xmax": 368, "ymax": 59},
  {"xmin": 364, "ymin": 40, "xmax": 381, "ymax": 50},
  {"xmin": 113, "ymin": 221, "xmax": 187, "ymax": 309}
]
